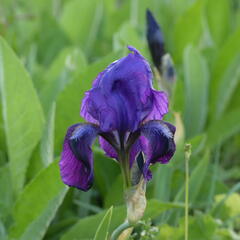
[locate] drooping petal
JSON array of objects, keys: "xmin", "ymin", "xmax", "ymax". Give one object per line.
[
  {"xmin": 136, "ymin": 152, "xmax": 152, "ymax": 181},
  {"xmin": 59, "ymin": 123, "xmax": 99, "ymax": 191},
  {"xmin": 81, "ymin": 46, "xmax": 154, "ymax": 133},
  {"xmin": 99, "ymin": 136, "xmax": 118, "ymax": 159},
  {"xmin": 129, "ymin": 138, "xmax": 142, "ymax": 167},
  {"xmin": 140, "ymin": 120, "xmax": 176, "ymax": 179}
]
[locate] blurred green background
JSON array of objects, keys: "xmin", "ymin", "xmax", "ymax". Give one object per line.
[{"xmin": 0, "ymin": 0, "xmax": 240, "ymax": 239}]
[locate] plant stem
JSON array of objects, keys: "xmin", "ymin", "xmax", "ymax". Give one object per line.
[
  {"xmin": 119, "ymin": 150, "xmax": 131, "ymax": 189},
  {"xmin": 110, "ymin": 221, "xmax": 132, "ymax": 240},
  {"xmin": 184, "ymin": 144, "xmax": 191, "ymax": 240}
]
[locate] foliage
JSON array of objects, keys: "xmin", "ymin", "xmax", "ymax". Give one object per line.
[{"xmin": 0, "ymin": 0, "xmax": 239, "ymax": 239}]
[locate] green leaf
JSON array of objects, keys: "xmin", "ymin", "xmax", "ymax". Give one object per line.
[
  {"xmin": 209, "ymin": 26, "xmax": 240, "ymax": 120},
  {"xmin": 189, "ymin": 134, "xmax": 206, "ymax": 156},
  {"xmin": 61, "ymin": 199, "xmax": 183, "ymax": 240},
  {"xmin": 153, "ymin": 165, "xmax": 172, "ymax": 202},
  {"xmin": 183, "ymin": 45, "xmax": 209, "ymax": 138},
  {"xmin": 61, "ymin": 207, "xmax": 124, "ymax": 240},
  {"xmin": 206, "ymin": 0, "xmax": 231, "ymax": 46},
  {"xmin": 40, "ymin": 103, "xmax": 56, "ymax": 167},
  {"xmin": 60, "ymin": 0, "xmax": 103, "ymax": 53},
  {"xmin": 189, "ymin": 151, "xmax": 210, "ymax": 204},
  {"xmin": 104, "ymin": 174, "xmax": 124, "ymax": 208},
  {"xmin": 93, "ymin": 147, "xmax": 120, "ymax": 197},
  {"xmin": 113, "ymin": 22, "xmax": 147, "ymax": 56},
  {"xmin": 10, "ymin": 161, "xmax": 68, "ymax": 240},
  {"xmin": 93, "ymin": 206, "xmax": 113, "ymax": 240},
  {"xmin": 0, "ymin": 101, "xmax": 6, "ymax": 157},
  {"xmin": 212, "ymin": 54, "xmax": 240, "ymax": 119},
  {"xmin": 143, "ymin": 200, "xmax": 184, "ymax": 220},
  {"xmin": 40, "ymin": 46, "xmax": 87, "ymax": 114},
  {"xmin": 206, "ymin": 109, "xmax": 240, "ymax": 148},
  {"xmin": 0, "ymin": 165, "xmax": 13, "ymax": 220},
  {"xmin": 0, "ymin": 37, "xmax": 45, "ymax": 194},
  {"xmin": 37, "ymin": 14, "xmax": 70, "ymax": 66},
  {"xmin": 102, "ymin": 0, "xmax": 130, "ymax": 44},
  {"xmin": 175, "ymin": 151, "xmax": 210, "ymax": 203},
  {"xmin": 173, "ymin": 0, "xmax": 204, "ymax": 62},
  {"xmin": 158, "ymin": 214, "xmax": 218, "ymax": 240},
  {"xmin": 212, "ymin": 183, "xmax": 240, "ymax": 217}
]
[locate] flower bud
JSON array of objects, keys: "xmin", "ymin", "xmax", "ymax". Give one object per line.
[
  {"xmin": 146, "ymin": 9, "xmax": 165, "ymax": 72},
  {"xmin": 126, "ymin": 178, "xmax": 147, "ymax": 224},
  {"xmin": 161, "ymin": 53, "xmax": 176, "ymax": 83},
  {"xmin": 159, "ymin": 53, "xmax": 176, "ymax": 96}
]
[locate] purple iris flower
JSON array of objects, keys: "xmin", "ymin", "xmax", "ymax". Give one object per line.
[{"xmin": 59, "ymin": 46, "xmax": 176, "ymax": 191}]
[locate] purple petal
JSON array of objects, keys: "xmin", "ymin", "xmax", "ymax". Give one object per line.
[
  {"xmin": 140, "ymin": 120, "xmax": 176, "ymax": 179},
  {"xmin": 59, "ymin": 123, "xmax": 99, "ymax": 191},
  {"xmin": 99, "ymin": 134, "xmax": 142, "ymax": 168},
  {"xmin": 81, "ymin": 46, "xmax": 155, "ymax": 133},
  {"xmin": 129, "ymin": 138, "xmax": 143, "ymax": 167},
  {"xmin": 99, "ymin": 136, "xmax": 118, "ymax": 159},
  {"xmin": 144, "ymin": 90, "xmax": 168, "ymax": 122}
]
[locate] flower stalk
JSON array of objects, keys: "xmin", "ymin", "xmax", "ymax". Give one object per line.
[
  {"xmin": 184, "ymin": 144, "xmax": 191, "ymax": 240},
  {"xmin": 119, "ymin": 150, "xmax": 131, "ymax": 189},
  {"xmin": 110, "ymin": 221, "xmax": 132, "ymax": 240},
  {"xmin": 111, "ymin": 152, "xmax": 147, "ymax": 239}
]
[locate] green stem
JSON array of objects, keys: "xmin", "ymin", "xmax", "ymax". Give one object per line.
[
  {"xmin": 110, "ymin": 221, "xmax": 132, "ymax": 240},
  {"xmin": 119, "ymin": 151, "xmax": 131, "ymax": 189},
  {"xmin": 184, "ymin": 144, "xmax": 191, "ymax": 240}
]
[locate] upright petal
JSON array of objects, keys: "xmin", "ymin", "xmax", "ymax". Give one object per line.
[
  {"xmin": 81, "ymin": 46, "xmax": 154, "ymax": 133},
  {"xmin": 144, "ymin": 90, "xmax": 168, "ymax": 122},
  {"xmin": 140, "ymin": 120, "xmax": 176, "ymax": 179},
  {"xmin": 59, "ymin": 123, "xmax": 99, "ymax": 191}
]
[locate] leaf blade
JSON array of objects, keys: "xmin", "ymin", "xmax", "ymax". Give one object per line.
[
  {"xmin": 0, "ymin": 37, "xmax": 45, "ymax": 194},
  {"xmin": 10, "ymin": 161, "xmax": 68, "ymax": 240},
  {"xmin": 93, "ymin": 207, "xmax": 113, "ymax": 240},
  {"xmin": 183, "ymin": 45, "xmax": 209, "ymax": 138}
]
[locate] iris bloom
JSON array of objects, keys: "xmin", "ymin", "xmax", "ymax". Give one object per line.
[{"xmin": 59, "ymin": 46, "xmax": 176, "ymax": 191}]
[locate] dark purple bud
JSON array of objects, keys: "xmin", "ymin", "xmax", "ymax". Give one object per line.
[{"xmin": 146, "ymin": 9, "xmax": 165, "ymax": 72}]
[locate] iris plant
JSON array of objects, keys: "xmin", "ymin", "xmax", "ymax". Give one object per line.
[{"xmin": 59, "ymin": 46, "xmax": 176, "ymax": 194}]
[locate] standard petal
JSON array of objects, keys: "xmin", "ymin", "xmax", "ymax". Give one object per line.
[
  {"xmin": 144, "ymin": 90, "xmax": 168, "ymax": 122},
  {"xmin": 140, "ymin": 120, "xmax": 176, "ymax": 179},
  {"xmin": 80, "ymin": 46, "xmax": 154, "ymax": 133},
  {"xmin": 59, "ymin": 123, "xmax": 99, "ymax": 191}
]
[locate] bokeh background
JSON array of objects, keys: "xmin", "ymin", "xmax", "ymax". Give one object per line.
[{"xmin": 0, "ymin": 0, "xmax": 240, "ymax": 239}]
